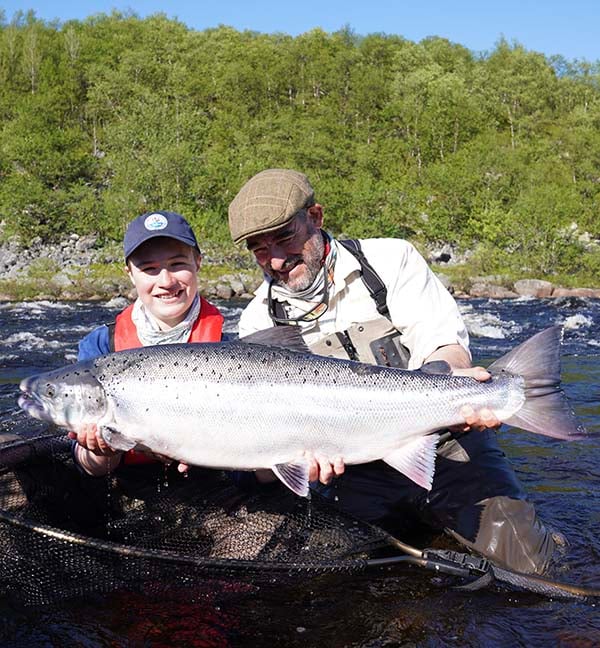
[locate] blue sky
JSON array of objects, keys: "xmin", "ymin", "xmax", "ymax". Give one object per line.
[{"xmin": 1, "ymin": 0, "xmax": 598, "ymax": 62}]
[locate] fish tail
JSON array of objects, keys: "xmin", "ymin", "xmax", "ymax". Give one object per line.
[{"xmin": 487, "ymin": 326, "xmax": 587, "ymax": 440}]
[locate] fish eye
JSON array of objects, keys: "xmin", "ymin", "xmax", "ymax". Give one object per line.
[{"xmin": 45, "ymin": 384, "xmax": 55, "ymax": 398}]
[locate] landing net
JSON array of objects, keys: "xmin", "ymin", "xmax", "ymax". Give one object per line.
[{"xmin": 0, "ymin": 434, "xmax": 390, "ymax": 606}]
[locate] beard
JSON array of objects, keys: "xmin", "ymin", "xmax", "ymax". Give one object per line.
[{"xmin": 270, "ymin": 230, "xmax": 325, "ymax": 292}]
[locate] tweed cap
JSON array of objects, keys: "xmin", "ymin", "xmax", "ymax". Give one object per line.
[{"xmin": 228, "ymin": 169, "xmax": 315, "ymax": 244}]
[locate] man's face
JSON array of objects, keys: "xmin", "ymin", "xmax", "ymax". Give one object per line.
[
  {"xmin": 127, "ymin": 237, "xmax": 201, "ymax": 330},
  {"xmin": 246, "ymin": 207, "xmax": 325, "ymax": 292}
]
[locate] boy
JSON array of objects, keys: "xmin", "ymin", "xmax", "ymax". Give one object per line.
[{"xmin": 71, "ymin": 211, "xmax": 223, "ymax": 475}]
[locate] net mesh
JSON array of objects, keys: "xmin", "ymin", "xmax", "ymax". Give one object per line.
[{"xmin": 0, "ymin": 434, "xmax": 390, "ymax": 606}]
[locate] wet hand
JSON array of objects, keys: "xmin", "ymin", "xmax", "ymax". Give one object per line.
[
  {"xmin": 458, "ymin": 405, "xmax": 501, "ymax": 432},
  {"xmin": 452, "ymin": 366, "xmax": 491, "ymax": 382},
  {"xmin": 305, "ymin": 452, "xmax": 345, "ymax": 485},
  {"xmin": 67, "ymin": 424, "xmax": 121, "ymax": 456},
  {"xmin": 450, "ymin": 366, "xmax": 501, "ymax": 432}
]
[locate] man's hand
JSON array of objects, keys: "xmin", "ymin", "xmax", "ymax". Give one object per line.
[
  {"xmin": 424, "ymin": 345, "xmax": 502, "ymax": 433},
  {"xmin": 69, "ymin": 423, "xmax": 123, "ymax": 476},
  {"xmin": 68, "ymin": 423, "xmax": 121, "ymax": 456},
  {"xmin": 253, "ymin": 452, "xmax": 346, "ymax": 486},
  {"xmin": 452, "ymin": 366, "xmax": 501, "ymax": 432},
  {"xmin": 305, "ymin": 452, "xmax": 345, "ymax": 485}
]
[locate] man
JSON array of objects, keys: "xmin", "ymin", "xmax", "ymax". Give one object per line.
[
  {"xmin": 71, "ymin": 210, "xmax": 224, "ymax": 475},
  {"xmin": 227, "ymin": 168, "xmax": 556, "ymax": 575}
]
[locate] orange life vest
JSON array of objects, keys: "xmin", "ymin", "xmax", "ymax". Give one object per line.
[
  {"xmin": 112, "ymin": 297, "xmax": 224, "ymax": 350},
  {"xmin": 112, "ymin": 297, "xmax": 224, "ymax": 465}
]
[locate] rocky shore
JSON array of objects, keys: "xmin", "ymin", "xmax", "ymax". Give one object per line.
[
  {"xmin": 0, "ymin": 233, "xmax": 261, "ymax": 302},
  {"xmin": 0, "ymin": 234, "xmax": 599, "ymax": 302}
]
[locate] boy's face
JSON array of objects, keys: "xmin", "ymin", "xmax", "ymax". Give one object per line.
[{"xmin": 126, "ymin": 237, "xmax": 201, "ymax": 330}]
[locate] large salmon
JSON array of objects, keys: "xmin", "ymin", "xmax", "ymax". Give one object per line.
[{"xmin": 18, "ymin": 326, "xmax": 587, "ymax": 495}]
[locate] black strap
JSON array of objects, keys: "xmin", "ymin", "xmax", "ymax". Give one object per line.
[
  {"xmin": 107, "ymin": 322, "xmax": 116, "ymax": 352},
  {"xmin": 271, "ymin": 300, "xmax": 287, "ymax": 327},
  {"xmin": 338, "ymin": 239, "xmax": 390, "ymax": 318},
  {"xmin": 335, "ymin": 331, "xmax": 359, "ymax": 361}
]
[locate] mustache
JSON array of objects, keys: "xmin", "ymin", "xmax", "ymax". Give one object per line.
[{"xmin": 268, "ymin": 256, "xmax": 303, "ymax": 276}]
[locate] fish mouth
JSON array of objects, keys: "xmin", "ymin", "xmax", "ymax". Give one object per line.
[{"xmin": 18, "ymin": 381, "xmax": 52, "ymax": 422}]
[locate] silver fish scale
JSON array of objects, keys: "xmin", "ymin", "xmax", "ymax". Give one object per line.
[{"xmin": 90, "ymin": 342, "xmax": 523, "ymax": 470}]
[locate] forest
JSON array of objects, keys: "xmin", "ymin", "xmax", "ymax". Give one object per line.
[{"xmin": 1, "ymin": 10, "xmax": 599, "ymax": 281}]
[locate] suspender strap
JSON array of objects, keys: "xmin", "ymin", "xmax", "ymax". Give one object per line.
[
  {"xmin": 338, "ymin": 239, "xmax": 390, "ymax": 318},
  {"xmin": 271, "ymin": 299, "xmax": 288, "ymax": 326}
]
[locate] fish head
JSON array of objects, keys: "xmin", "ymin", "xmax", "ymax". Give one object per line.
[{"xmin": 18, "ymin": 364, "xmax": 108, "ymax": 429}]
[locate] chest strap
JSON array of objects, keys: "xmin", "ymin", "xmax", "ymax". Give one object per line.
[
  {"xmin": 271, "ymin": 238, "xmax": 390, "ymax": 324},
  {"xmin": 338, "ymin": 239, "xmax": 390, "ymax": 318}
]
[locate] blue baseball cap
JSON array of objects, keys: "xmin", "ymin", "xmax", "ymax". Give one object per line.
[{"xmin": 123, "ymin": 211, "xmax": 200, "ymax": 260}]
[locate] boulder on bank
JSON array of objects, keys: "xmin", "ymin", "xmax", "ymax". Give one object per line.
[
  {"xmin": 469, "ymin": 283, "xmax": 518, "ymax": 299},
  {"xmin": 513, "ymin": 279, "xmax": 554, "ymax": 298},
  {"xmin": 552, "ymin": 287, "xmax": 600, "ymax": 299},
  {"xmin": 215, "ymin": 284, "xmax": 234, "ymax": 300}
]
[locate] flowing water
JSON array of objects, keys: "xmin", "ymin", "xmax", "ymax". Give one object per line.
[{"xmin": 0, "ymin": 296, "xmax": 598, "ymax": 647}]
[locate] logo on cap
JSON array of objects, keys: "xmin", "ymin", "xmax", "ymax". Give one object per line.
[{"xmin": 144, "ymin": 213, "xmax": 169, "ymax": 231}]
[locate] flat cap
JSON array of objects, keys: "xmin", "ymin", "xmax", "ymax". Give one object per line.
[{"xmin": 228, "ymin": 169, "xmax": 315, "ymax": 244}]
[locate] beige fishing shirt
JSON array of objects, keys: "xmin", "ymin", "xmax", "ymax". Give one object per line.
[{"xmin": 238, "ymin": 237, "xmax": 470, "ymax": 369}]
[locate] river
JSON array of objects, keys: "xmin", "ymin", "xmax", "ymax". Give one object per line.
[{"xmin": 0, "ymin": 296, "xmax": 598, "ymax": 646}]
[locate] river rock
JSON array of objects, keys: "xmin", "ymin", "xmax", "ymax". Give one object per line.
[
  {"xmin": 430, "ymin": 244, "xmax": 453, "ymax": 264},
  {"xmin": 552, "ymin": 287, "xmax": 600, "ymax": 299},
  {"xmin": 469, "ymin": 283, "xmax": 518, "ymax": 299},
  {"xmin": 552, "ymin": 295, "xmax": 588, "ymax": 309},
  {"xmin": 216, "ymin": 284, "xmax": 234, "ymax": 300},
  {"xmin": 104, "ymin": 296, "xmax": 131, "ymax": 309},
  {"xmin": 75, "ymin": 235, "xmax": 98, "ymax": 252},
  {"xmin": 427, "ymin": 243, "xmax": 472, "ymax": 266},
  {"xmin": 51, "ymin": 272, "xmax": 74, "ymax": 288},
  {"xmin": 228, "ymin": 278, "xmax": 246, "ymax": 296},
  {"xmin": 513, "ymin": 279, "xmax": 554, "ymax": 298},
  {"xmin": 0, "ymin": 248, "xmax": 17, "ymax": 273}
]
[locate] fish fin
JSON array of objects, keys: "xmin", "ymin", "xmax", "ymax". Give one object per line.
[
  {"xmin": 383, "ymin": 434, "xmax": 440, "ymax": 491},
  {"xmin": 99, "ymin": 426, "xmax": 136, "ymax": 451},
  {"xmin": 272, "ymin": 460, "xmax": 311, "ymax": 497},
  {"xmin": 241, "ymin": 328, "xmax": 309, "ymax": 354},
  {"xmin": 419, "ymin": 360, "xmax": 452, "ymax": 375},
  {"xmin": 488, "ymin": 326, "xmax": 563, "ymax": 382},
  {"xmin": 488, "ymin": 326, "xmax": 588, "ymax": 440},
  {"xmin": 504, "ymin": 396, "xmax": 587, "ymax": 440}
]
